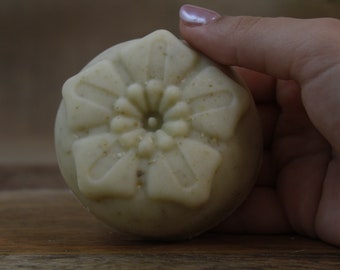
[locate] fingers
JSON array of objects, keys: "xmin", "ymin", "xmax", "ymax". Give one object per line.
[
  {"xmin": 179, "ymin": 6, "xmax": 299, "ymax": 79},
  {"xmin": 179, "ymin": 5, "xmax": 339, "ymax": 83},
  {"xmin": 234, "ymin": 68, "xmax": 279, "ymax": 149},
  {"xmin": 255, "ymin": 150, "xmax": 276, "ymax": 187},
  {"xmin": 214, "ymin": 187, "xmax": 292, "ymax": 234},
  {"xmin": 233, "ymin": 67, "xmax": 276, "ymax": 104},
  {"xmin": 315, "ymin": 159, "xmax": 340, "ymax": 246},
  {"xmin": 276, "ymin": 151, "xmax": 330, "ymax": 238}
]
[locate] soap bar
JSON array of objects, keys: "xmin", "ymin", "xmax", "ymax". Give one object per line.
[{"xmin": 55, "ymin": 30, "xmax": 262, "ymax": 240}]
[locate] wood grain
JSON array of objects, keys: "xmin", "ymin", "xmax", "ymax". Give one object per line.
[{"xmin": 0, "ymin": 189, "xmax": 339, "ymax": 269}]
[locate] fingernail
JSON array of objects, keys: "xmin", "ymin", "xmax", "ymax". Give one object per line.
[{"xmin": 179, "ymin": 4, "xmax": 221, "ymax": 26}]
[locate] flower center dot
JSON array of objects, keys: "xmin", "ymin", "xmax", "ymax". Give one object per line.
[
  {"xmin": 148, "ymin": 117, "xmax": 158, "ymax": 129},
  {"xmin": 144, "ymin": 113, "xmax": 162, "ymax": 132}
]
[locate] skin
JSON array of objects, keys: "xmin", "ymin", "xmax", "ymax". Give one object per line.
[{"xmin": 180, "ymin": 14, "xmax": 340, "ymax": 246}]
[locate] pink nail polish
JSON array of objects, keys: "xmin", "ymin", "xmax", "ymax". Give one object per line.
[{"xmin": 179, "ymin": 4, "xmax": 221, "ymax": 26}]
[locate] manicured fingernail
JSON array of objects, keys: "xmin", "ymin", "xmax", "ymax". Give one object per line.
[{"xmin": 179, "ymin": 4, "xmax": 221, "ymax": 26}]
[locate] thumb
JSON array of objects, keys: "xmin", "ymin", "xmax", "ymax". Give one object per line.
[{"xmin": 179, "ymin": 4, "xmax": 340, "ymax": 151}]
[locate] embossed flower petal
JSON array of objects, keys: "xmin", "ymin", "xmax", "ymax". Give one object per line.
[
  {"xmin": 159, "ymin": 85, "xmax": 180, "ymax": 114},
  {"xmin": 137, "ymin": 132, "xmax": 155, "ymax": 158},
  {"xmin": 72, "ymin": 133, "xmax": 138, "ymax": 199},
  {"xmin": 146, "ymin": 153, "xmax": 196, "ymax": 207},
  {"xmin": 162, "ymin": 120, "xmax": 190, "ymax": 137},
  {"xmin": 72, "ymin": 133, "xmax": 115, "ymax": 180},
  {"xmin": 62, "ymin": 61, "xmax": 125, "ymax": 129},
  {"xmin": 119, "ymin": 30, "xmax": 197, "ymax": 85},
  {"xmin": 155, "ymin": 130, "xmax": 175, "ymax": 151},
  {"xmin": 114, "ymin": 97, "xmax": 142, "ymax": 119},
  {"xmin": 163, "ymin": 101, "xmax": 190, "ymax": 121},
  {"xmin": 183, "ymin": 66, "xmax": 250, "ymax": 141},
  {"xmin": 146, "ymin": 139, "xmax": 221, "ymax": 207},
  {"xmin": 75, "ymin": 83, "xmax": 116, "ymax": 111},
  {"xmin": 110, "ymin": 116, "xmax": 140, "ymax": 133},
  {"xmin": 183, "ymin": 66, "xmax": 233, "ymax": 100},
  {"xmin": 161, "ymin": 34, "xmax": 198, "ymax": 85},
  {"xmin": 145, "ymin": 79, "xmax": 163, "ymax": 111},
  {"xmin": 79, "ymin": 60, "xmax": 125, "ymax": 97},
  {"xmin": 177, "ymin": 138, "xmax": 221, "ymax": 187},
  {"xmin": 127, "ymin": 83, "xmax": 148, "ymax": 113},
  {"xmin": 191, "ymin": 107, "xmax": 240, "ymax": 141},
  {"xmin": 118, "ymin": 43, "xmax": 149, "ymax": 83},
  {"xmin": 62, "ymin": 78, "xmax": 111, "ymax": 130},
  {"xmin": 118, "ymin": 128, "xmax": 145, "ymax": 149}
]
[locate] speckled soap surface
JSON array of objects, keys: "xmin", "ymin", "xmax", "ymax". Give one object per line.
[{"xmin": 55, "ymin": 30, "xmax": 262, "ymax": 240}]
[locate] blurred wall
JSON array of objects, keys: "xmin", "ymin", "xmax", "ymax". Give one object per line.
[{"xmin": 1, "ymin": 0, "xmax": 339, "ymax": 165}]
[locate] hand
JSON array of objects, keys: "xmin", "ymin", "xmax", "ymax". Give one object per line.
[{"xmin": 179, "ymin": 4, "xmax": 340, "ymax": 246}]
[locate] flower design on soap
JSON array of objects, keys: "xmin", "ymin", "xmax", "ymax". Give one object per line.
[
  {"xmin": 110, "ymin": 80, "xmax": 190, "ymax": 158},
  {"xmin": 62, "ymin": 30, "xmax": 249, "ymax": 207}
]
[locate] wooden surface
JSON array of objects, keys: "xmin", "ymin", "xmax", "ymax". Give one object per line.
[{"xmin": 1, "ymin": 186, "xmax": 339, "ymax": 269}]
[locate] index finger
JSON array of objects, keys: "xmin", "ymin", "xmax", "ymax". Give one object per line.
[{"xmin": 180, "ymin": 6, "xmax": 339, "ymax": 83}]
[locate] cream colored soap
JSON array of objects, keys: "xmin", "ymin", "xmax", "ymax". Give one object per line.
[{"xmin": 55, "ymin": 30, "xmax": 262, "ymax": 240}]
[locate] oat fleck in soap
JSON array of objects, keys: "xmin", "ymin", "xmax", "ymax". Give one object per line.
[{"xmin": 55, "ymin": 30, "xmax": 262, "ymax": 240}]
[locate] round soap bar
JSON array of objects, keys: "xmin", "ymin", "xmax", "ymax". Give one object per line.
[{"xmin": 55, "ymin": 29, "xmax": 262, "ymax": 240}]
